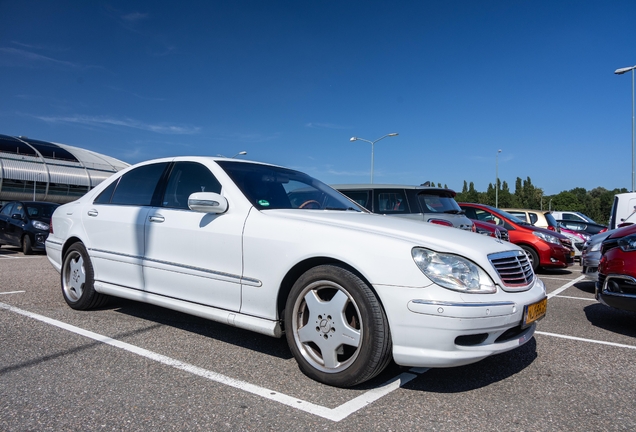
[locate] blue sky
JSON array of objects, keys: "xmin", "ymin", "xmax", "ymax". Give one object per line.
[{"xmin": 1, "ymin": 1, "xmax": 635, "ymax": 195}]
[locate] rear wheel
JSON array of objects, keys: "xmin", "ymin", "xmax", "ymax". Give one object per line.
[
  {"xmin": 61, "ymin": 243, "xmax": 109, "ymax": 310},
  {"xmin": 284, "ymin": 264, "xmax": 392, "ymax": 387},
  {"xmin": 521, "ymin": 245, "xmax": 539, "ymax": 271},
  {"xmin": 22, "ymin": 235, "xmax": 33, "ymax": 255}
]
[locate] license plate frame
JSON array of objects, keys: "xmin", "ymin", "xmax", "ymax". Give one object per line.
[{"xmin": 522, "ymin": 297, "xmax": 547, "ymax": 328}]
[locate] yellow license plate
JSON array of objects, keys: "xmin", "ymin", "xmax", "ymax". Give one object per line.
[{"xmin": 522, "ymin": 297, "xmax": 547, "ymax": 328}]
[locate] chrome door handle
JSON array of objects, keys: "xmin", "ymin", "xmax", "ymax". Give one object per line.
[
  {"xmin": 149, "ymin": 215, "xmax": 165, "ymax": 223},
  {"xmin": 87, "ymin": 210, "xmax": 98, "ymax": 217}
]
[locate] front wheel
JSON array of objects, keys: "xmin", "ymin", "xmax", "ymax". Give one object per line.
[
  {"xmin": 521, "ymin": 245, "xmax": 540, "ymax": 271},
  {"xmin": 22, "ymin": 235, "xmax": 33, "ymax": 255},
  {"xmin": 61, "ymin": 243, "xmax": 109, "ymax": 310},
  {"xmin": 284, "ymin": 264, "xmax": 392, "ymax": 387}
]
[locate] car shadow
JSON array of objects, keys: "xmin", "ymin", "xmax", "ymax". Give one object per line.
[
  {"xmin": 108, "ymin": 297, "xmax": 293, "ymax": 360},
  {"xmin": 400, "ymin": 339, "xmax": 538, "ymax": 393},
  {"xmin": 583, "ymin": 303, "xmax": 636, "ymax": 338},
  {"xmin": 573, "ymin": 280, "xmax": 596, "ymax": 294},
  {"xmin": 536, "ymin": 268, "xmax": 572, "ymax": 276}
]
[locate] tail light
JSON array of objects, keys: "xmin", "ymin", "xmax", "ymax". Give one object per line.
[
  {"xmin": 428, "ymin": 219, "xmax": 453, "ymax": 227},
  {"xmin": 49, "ymin": 217, "xmax": 54, "ymax": 234}
]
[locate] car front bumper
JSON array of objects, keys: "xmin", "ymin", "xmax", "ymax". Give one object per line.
[
  {"xmin": 374, "ymin": 278, "xmax": 546, "ymax": 368},
  {"xmin": 596, "ymin": 274, "xmax": 636, "ymax": 312}
]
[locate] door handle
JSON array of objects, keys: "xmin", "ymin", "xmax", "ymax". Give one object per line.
[
  {"xmin": 149, "ymin": 215, "xmax": 165, "ymax": 223},
  {"xmin": 87, "ymin": 210, "xmax": 98, "ymax": 217}
]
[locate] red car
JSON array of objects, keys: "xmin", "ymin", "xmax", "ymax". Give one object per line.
[
  {"xmin": 472, "ymin": 219, "xmax": 509, "ymax": 241},
  {"xmin": 596, "ymin": 223, "xmax": 636, "ymax": 312},
  {"xmin": 459, "ymin": 203, "xmax": 574, "ymax": 271}
]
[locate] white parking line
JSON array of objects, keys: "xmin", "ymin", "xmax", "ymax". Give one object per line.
[
  {"xmin": 0, "ymin": 301, "xmax": 424, "ymax": 422},
  {"xmin": 536, "ymin": 331, "xmax": 636, "ymax": 350},
  {"xmin": 0, "ymin": 291, "xmax": 26, "ymax": 295},
  {"xmin": 547, "ymin": 275, "xmax": 586, "ymax": 299},
  {"xmin": 553, "ymin": 295, "xmax": 596, "ymax": 302}
]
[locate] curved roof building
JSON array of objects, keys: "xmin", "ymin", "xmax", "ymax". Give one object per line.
[{"xmin": 0, "ymin": 134, "xmax": 129, "ymax": 204}]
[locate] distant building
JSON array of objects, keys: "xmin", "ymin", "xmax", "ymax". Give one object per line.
[{"xmin": 0, "ymin": 134, "xmax": 129, "ymax": 204}]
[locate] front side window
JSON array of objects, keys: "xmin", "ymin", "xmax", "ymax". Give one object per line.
[
  {"xmin": 161, "ymin": 162, "xmax": 222, "ymax": 209},
  {"xmin": 218, "ymin": 161, "xmax": 362, "ymax": 211},
  {"xmin": 109, "ymin": 163, "xmax": 169, "ymax": 206},
  {"xmin": 339, "ymin": 190, "xmax": 371, "ymax": 211},
  {"xmin": 0, "ymin": 203, "xmax": 15, "ymax": 216}
]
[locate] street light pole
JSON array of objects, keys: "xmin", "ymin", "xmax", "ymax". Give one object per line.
[
  {"xmin": 349, "ymin": 133, "xmax": 399, "ymax": 183},
  {"xmin": 231, "ymin": 151, "xmax": 247, "ymax": 158},
  {"xmin": 495, "ymin": 149, "xmax": 502, "ymax": 208},
  {"xmin": 615, "ymin": 65, "xmax": 636, "ymax": 192}
]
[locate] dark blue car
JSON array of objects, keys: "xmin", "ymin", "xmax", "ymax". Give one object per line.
[{"xmin": 0, "ymin": 201, "xmax": 59, "ymax": 254}]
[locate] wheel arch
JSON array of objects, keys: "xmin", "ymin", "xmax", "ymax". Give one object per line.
[
  {"xmin": 61, "ymin": 236, "xmax": 84, "ymax": 260},
  {"xmin": 276, "ymin": 257, "xmax": 382, "ymax": 328}
]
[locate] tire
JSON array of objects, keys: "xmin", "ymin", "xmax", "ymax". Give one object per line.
[
  {"xmin": 61, "ymin": 243, "xmax": 109, "ymax": 310},
  {"xmin": 284, "ymin": 264, "xmax": 392, "ymax": 387},
  {"xmin": 521, "ymin": 245, "xmax": 540, "ymax": 271},
  {"xmin": 22, "ymin": 235, "xmax": 33, "ymax": 255}
]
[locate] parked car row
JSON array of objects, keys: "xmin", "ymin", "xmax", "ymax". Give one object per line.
[{"xmin": 44, "ymin": 158, "xmax": 548, "ymax": 388}]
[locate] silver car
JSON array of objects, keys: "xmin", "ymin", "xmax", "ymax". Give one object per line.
[
  {"xmin": 581, "ymin": 231, "xmax": 611, "ymax": 281},
  {"xmin": 333, "ymin": 184, "xmax": 474, "ymax": 231}
]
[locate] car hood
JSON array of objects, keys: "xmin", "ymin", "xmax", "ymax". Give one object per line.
[{"xmin": 264, "ymin": 209, "xmax": 522, "ymax": 262}]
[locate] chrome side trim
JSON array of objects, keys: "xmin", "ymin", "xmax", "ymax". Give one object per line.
[
  {"xmin": 94, "ymin": 281, "xmax": 281, "ymax": 337},
  {"xmin": 89, "ymin": 248, "xmax": 262, "ymax": 287}
]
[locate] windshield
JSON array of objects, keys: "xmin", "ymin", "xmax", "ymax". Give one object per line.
[
  {"xmin": 218, "ymin": 161, "xmax": 364, "ymax": 211},
  {"xmin": 416, "ymin": 192, "xmax": 462, "ymax": 214},
  {"xmin": 483, "ymin": 206, "xmax": 527, "ymax": 225},
  {"xmin": 26, "ymin": 203, "xmax": 59, "ymax": 221}
]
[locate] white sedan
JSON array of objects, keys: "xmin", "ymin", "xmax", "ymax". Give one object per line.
[{"xmin": 46, "ymin": 157, "xmax": 546, "ymax": 387}]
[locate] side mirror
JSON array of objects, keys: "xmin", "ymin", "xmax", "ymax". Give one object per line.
[
  {"xmin": 11, "ymin": 213, "xmax": 23, "ymax": 220},
  {"xmin": 188, "ymin": 192, "xmax": 228, "ymax": 214}
]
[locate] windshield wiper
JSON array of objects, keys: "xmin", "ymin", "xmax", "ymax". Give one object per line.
[{"xmin": 444, "ymin": 210, "xmax": 464, "ymax": 214}]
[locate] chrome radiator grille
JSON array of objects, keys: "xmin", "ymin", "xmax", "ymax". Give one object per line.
[{"xmin": 488, "ymin": 250, "xmax": 534, "ymax": 290}]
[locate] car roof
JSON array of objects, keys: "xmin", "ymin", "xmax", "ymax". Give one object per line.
[
  {"xmin": 331, "ymin": 184, "xmax": 456, "ymax": 194},
  {"xmin": 501, "ymin": 208, "xmax": 547, "ymax": 214}
]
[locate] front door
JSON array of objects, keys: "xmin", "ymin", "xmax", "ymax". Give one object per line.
[{"xmin": 143, "ymin": 161, "xmax": 243, "ymax": 311}]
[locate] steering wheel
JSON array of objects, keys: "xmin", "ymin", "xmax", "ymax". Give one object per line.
[{"xmin": 299, "ymin": 200, "xmax": 321, "ymax": 209}]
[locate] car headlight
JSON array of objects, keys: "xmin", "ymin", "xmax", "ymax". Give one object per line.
[
  {"xmin": 618, "ymin": 234, "xmax": 636, "ymax": 252},
  {"xmin": 31, "ymin": 220, "xmax": 49, "ymax": 231},
  {"xmin": 589, "ymin": 242, "xmax": 602, "ymax": 252},
  {"xmin": 533, "ymin": 231, "xmax": 560, "ymax": 245},
  {"xmin": 411, "ymin": 247, "xmax": 496, "ymax": 293}
]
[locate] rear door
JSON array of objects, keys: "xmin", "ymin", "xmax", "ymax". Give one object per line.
[{"xmin": 81, "ymin": 162, "xmax": 169, "ymax": 291}]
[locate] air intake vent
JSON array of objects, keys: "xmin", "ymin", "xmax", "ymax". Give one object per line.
[{"xmin": 488, "ymin": 250, "xmax": 534, "ymax": 291}]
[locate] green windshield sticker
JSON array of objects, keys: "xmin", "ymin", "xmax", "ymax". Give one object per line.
[{"xmin": 258, "ymin": 200, "xmax": 270, "ymax": 207}]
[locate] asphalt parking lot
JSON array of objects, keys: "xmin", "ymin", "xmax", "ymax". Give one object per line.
[{"xmin": 1, "ymin": 248, "xmax": 636, "ymax": 431}]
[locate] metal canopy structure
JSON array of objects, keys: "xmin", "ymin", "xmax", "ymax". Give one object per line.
[{"xmin": 0, "ymin": 134, "xmax": 129, "ymax": 204}]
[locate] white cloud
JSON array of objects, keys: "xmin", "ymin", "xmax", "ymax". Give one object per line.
[
  {"xmin": 0, "ymin": 47, "xmax": 86, "ymax": 69},
  {"xmin": 305, "ymin": 122, "xmax": 350, "ymax": 130},
  {"xmin": 35, "ymin": 114, "xmax": 201, "ymax": 135},
  {"xmin": 121, "ymin": 12, "xmax": 149, "ymax": 22}
]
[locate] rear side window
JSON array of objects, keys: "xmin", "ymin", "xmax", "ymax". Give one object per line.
[
  {"xmin": 416, "ymin": 193, "xmax": 461, "ymax": 214},
  {"xmin": 161, "ymin": 162, "xmax": 222, "ymax": 209},
  {"xmin": 528, "ymin": 213, "xmax": 538, "ymax": 225},
  {"xmin": 544, "ymin": 212, "xmax": 559, "ymax": 228},
  {"xmin": 109, "ymin": 163, "xmax": 169, "ymax": 206},
  {"xmin": 376, "ymin": 190, "xmax": 408, "ymax": 213},
  {"xmin": 508, "ymin": 211, "xmax": 528, "ymax": 222}
]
